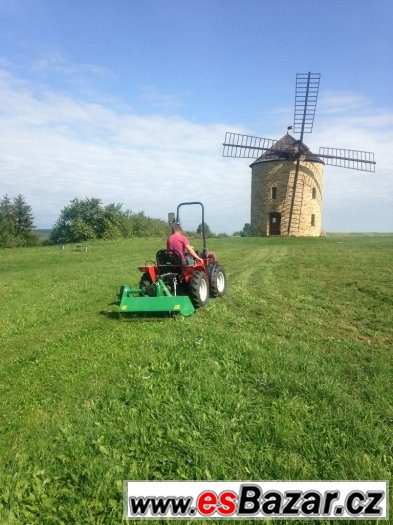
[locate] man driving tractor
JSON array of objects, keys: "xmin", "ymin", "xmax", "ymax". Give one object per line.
[
  {"xmin": 118, "ymin": 202, "xmax": 227, "ymax": 317},
  {"xmin": 167, "ymin": 222, "xmax": 203, "ymax": 265}
]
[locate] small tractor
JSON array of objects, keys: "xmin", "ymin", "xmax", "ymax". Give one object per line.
[{"xmin": 118, "ymin": 202, "xmax": 226, "ymax": 317}]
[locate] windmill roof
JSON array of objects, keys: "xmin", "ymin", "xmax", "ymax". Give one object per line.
[{"xmin": 250, "ymin": 133, "xmax": 324, "ymax": 166}]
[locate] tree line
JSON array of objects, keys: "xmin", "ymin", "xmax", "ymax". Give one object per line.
[
  {"xmin": 0, "ymin": 194, "xmax": 40, "ymax": 248},
  {"xmin": 0, "ymin": 194, "xmax": 253, "ymax": 248}
]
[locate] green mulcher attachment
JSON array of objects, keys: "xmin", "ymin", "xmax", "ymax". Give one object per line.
[{"xmin": 119, "ymin": 278, "xmax": 195, "ymax": 317}]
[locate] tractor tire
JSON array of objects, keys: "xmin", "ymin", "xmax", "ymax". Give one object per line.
[
  {"xmin": 210, "ymin": 267, "xmax": 227, "ymax": 298},
  {"xmin": 139, "ymin": 273, "xmax": 155, "ymax": 296},
  {"xmin": 188, "ymin": 270, "xmax": 209, "ymax": 308}
]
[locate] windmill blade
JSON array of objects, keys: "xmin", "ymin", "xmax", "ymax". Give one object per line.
[
  {"xmin": 293, "ymin": 72, "xmax": 321, "ymax": 135},
  {"xmin": 222, "ymin": 132, "xmax": 277, "ymax": 158},
  {"xmin": 319, "ymin": 147, "xmax": 376, "ymax": 172}
]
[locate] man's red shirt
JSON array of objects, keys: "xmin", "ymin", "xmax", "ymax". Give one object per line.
[{"xmin": 167, "ymin": 232, "xmax": 189, "ymax": 261}]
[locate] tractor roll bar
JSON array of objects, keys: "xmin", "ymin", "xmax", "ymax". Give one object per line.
[{"xmin": 176, "ymin": 201, "xmax": 207, "ymax": 257}]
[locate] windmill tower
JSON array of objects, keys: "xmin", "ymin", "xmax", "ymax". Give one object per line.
[
  {"xmin": 223, "ymin": 73, "xmax": 376, "ymax": 236},
  {"xmin": 250, "ymin": 133, "xmax": 324, "ymax": 236}
]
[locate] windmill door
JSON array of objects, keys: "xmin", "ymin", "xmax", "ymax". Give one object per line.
[{"xmin": 269, "ymin": 212, "xmax": 281, "ymax": 235}]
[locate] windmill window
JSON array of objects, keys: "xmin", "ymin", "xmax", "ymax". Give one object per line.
[
  {"xmin": 312, "ymin": 187, "xmax": 317, "ymax": 199},
  {"xmin": 271, "ymin": 187, "xmax": 277, "ymax": 199},
  {"xmin": 311, "ymin": 214, "xmax": 315, "ymax": 226}
]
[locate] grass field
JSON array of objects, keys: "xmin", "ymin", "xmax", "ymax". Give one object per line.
[{"xmin": 0, "ymin": 235, "xmax": 392, "ymax": 524}]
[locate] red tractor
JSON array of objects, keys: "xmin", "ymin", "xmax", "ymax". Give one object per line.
[{"xmin": 118, "ymin": 202, "xmax": 227, "ymax": 316}]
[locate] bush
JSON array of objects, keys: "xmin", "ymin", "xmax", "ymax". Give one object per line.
[{"xmin": 50, "ymin": 198, "xmax": 169, "ymax": 244}]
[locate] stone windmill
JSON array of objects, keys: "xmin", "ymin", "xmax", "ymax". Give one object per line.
[{"xmin": 222, "ymin": 73, "xmax": 376, "ymax": 236}]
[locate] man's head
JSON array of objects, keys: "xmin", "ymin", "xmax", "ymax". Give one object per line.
[{"xmin": 171, "ymin": 222, "xmax": 182, "ymax": 234}]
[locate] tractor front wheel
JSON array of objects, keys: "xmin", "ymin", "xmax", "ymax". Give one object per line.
[
  {"xmin": 210, "ymin": 267, "xmax": 227, "ymax": 297},
  {"xmin": 139, "ymin": 273, "xmax": 155, "ymax": 296},
  {"xmin": 188, "ymin": 271, "xmax": 209, "ymax": 308}
]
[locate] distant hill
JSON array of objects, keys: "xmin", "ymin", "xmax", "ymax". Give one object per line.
[{"xmin": 34, "ymin": 229, "xmax": 51, "ymax": 239}]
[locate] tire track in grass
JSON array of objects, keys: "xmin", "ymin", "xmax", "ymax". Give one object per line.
[{"xmin": 219, "ymin": 243, "xmax": 288, "ymax": 324}]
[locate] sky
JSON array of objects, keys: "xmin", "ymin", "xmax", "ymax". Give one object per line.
[{"xmin": 0, "ymin": 0, "xmax": 392, "ymax": 233}]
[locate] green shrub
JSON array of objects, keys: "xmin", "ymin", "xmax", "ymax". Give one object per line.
[{"xmin": 50, "ymin": 198, "xmax": 169, "ymax": 244}]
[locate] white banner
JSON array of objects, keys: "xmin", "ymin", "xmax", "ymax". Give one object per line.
[{"xmin": 124, "ymin": 480, "xmax": 388, "ymax": 519}]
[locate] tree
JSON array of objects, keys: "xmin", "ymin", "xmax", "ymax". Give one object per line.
[
  {"xmin": 196, "ymin": 223, "xmax": 213, "ymax": 237},
  {"xmin": 69, "ymin": 218, "xmax": 97, "ymax": 241},
  {"xmin": 49, "ymin": 197, "xmax": 169, "ymax": 244},
  {"xmin": 0, "ymin": 194, "xmax": 39, "ymax": 248},
  {"xmin": 0, "ymin": 194, "xmax": 14, "ymax": 219},
  {"xmin": 102, "ymin": 203, "xmax": 132, "ymax": 238},
  {"xmin": 240, "ymin": 223, "xmax": 253, "ymax": 237},
  {"xmin": 50, "ymin": 198, "xmax": 111, "ymax": 244},
  {"xmin": 13, "ymin": 194, "xmax": 34, "ymax": 236},
  {"xmin": 0, "ymin": 195, "xmax": 14, "ymax": 247},
  {"xmin": 128, "ymin": 210, "xmax": 170, "ymax": 237},
  {"xmin": 0, "ymin": 195, "xmax": 15, "ymax": 241}
]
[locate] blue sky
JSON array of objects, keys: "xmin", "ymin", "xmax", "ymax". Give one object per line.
[{"xmin": 0, "ymin": 0, "xmax": 392, "ymax": 232}]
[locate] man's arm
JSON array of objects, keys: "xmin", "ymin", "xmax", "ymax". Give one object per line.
[{"xmin": 185, "ymin": 244, "xmax": 203, "ymax": 261}]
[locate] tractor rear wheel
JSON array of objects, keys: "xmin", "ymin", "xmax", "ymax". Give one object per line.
[
  {"xmin": 188, "ymin": 270, "xmax": 209, "ymax": 308},
  {"xmin": 210, "ymin": 267, "xmax": 227, "ymax": 297}
]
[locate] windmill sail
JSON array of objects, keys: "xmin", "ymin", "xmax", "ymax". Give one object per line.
[
  {"xmin": 222, "ymin": 132, "xmax": 277, "ymax": 158},
  {"xmin": 293, "ymin": 73, "xmax": 321, "ymax": 135},
  {"xmin": 318, "ymin": 147, "xmax": 376, "ymax": 172}
]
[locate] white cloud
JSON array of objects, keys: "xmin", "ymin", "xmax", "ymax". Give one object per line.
[
  {"xmin": 0, "ymin": 67, "xmax": 247, "ymax": 232},
  {"xmin": 308, "ymin": 106, "xmax": 393, "ymax": 231},
  {"xmin": 137, "ymin": 85, "xmax": 190, "ymax": 113},
  {"xmin": 318, "ymin": 91, "xmax": 371, "ymax": 114},
  {"xmin": 0, "ymin": 66, "xmax": 392, "ymax": 233},
  {"xmin": 30, "ymin": 51, "xmax": 114, "ymax": 80}
]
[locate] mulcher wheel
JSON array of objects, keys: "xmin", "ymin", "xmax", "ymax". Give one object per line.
[
  {"xmin": 188, "ymin": 270, "xmax": 209, "ymax": 308},
  {"xmin": 210, "ymin": 267, "xmax": 227, "ymax": 298}
]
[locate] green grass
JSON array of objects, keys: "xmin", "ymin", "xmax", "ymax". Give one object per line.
[{"xmin": 0, "ymin": 235, "xmax": 392, "ymax": 524}]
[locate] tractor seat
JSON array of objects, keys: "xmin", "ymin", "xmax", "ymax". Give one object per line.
[{"xmin": 156, "ymin": 249, "xmax": 184, "ymax": 275}]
